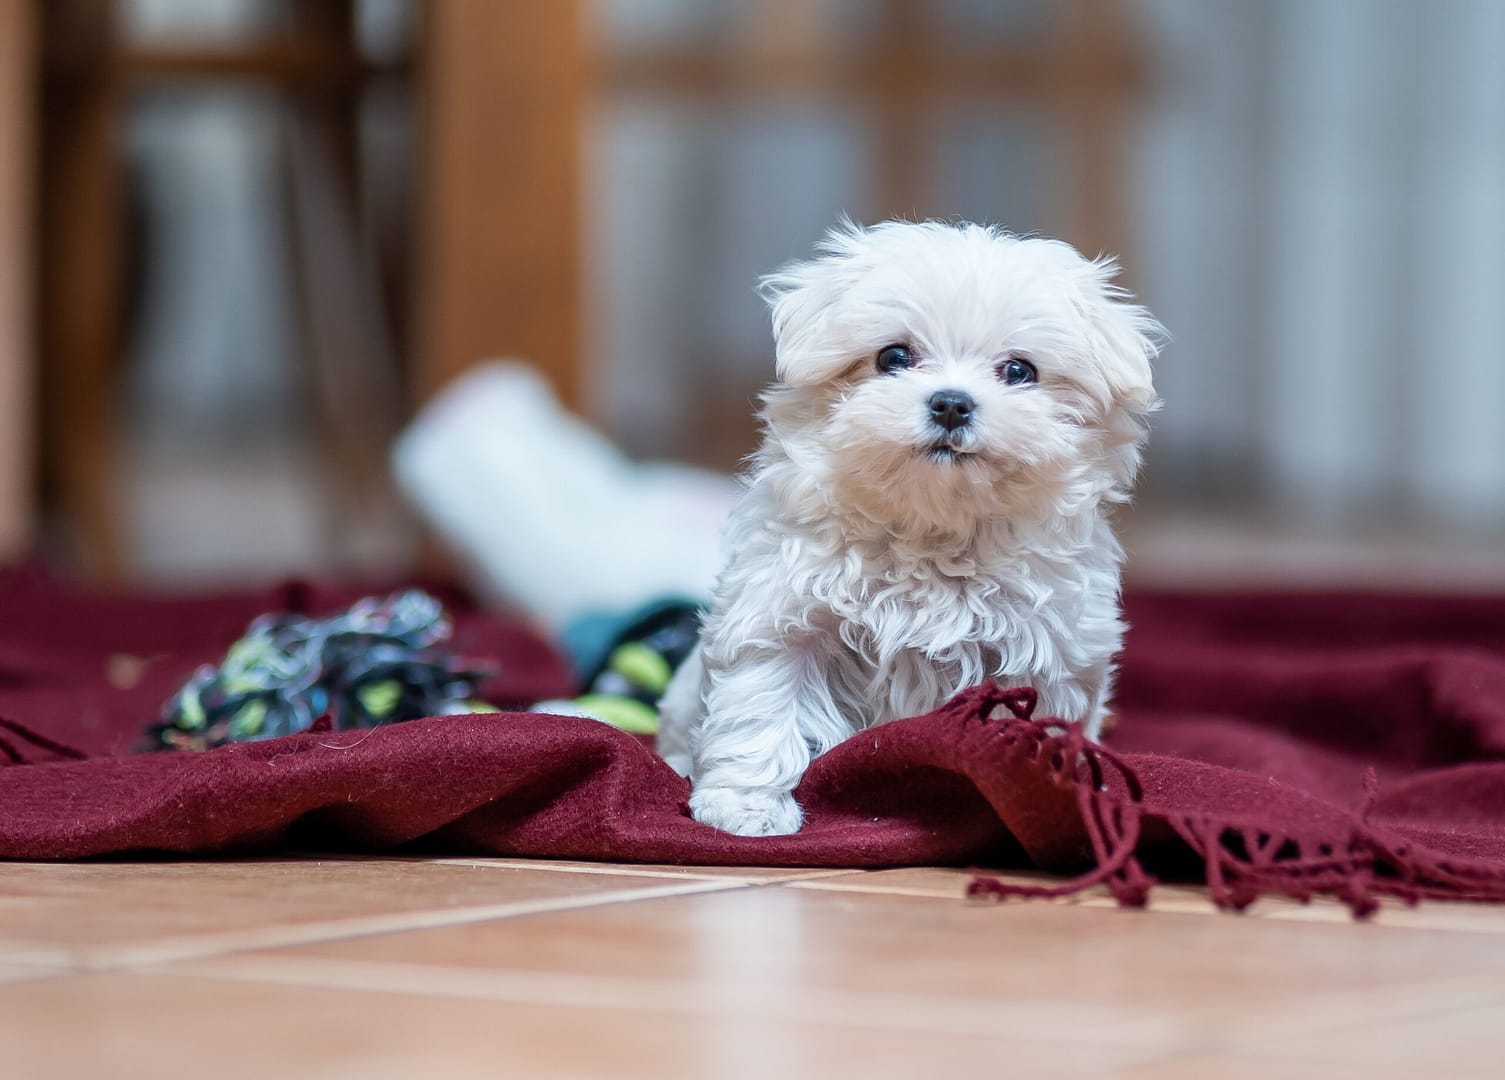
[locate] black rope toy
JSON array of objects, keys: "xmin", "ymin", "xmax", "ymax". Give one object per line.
[{"xmin": 150, "ymin": 590, "xmax": 495, "ymax": 751}]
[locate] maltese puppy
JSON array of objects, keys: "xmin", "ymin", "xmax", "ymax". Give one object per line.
[{"xmin": 657, "ymin": 219, "xmax": 1162, "ymax": 837}]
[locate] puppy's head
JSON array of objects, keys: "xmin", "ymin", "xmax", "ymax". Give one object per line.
[{"xmin": 758, "ymin": 219, "xmax": 1163, "ymax": 536}]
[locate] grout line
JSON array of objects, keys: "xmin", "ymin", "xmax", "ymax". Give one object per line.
[
  {"xmin": 787, "ymin": 876, "xmax": 1505, "ymax": 927},
  {"xmin": 6, "ymin": 878, "xmax": 750, "ymax": 974},
  {"xmin": 422, "ymin": 858, "xmax": 867, "ymax": 883},
  {"xmin": 783, "ymin": 873, "xmax": 1119, "ymax": 905},
  {"xmin": 0, "ymin": 942, "xmax": 88, "ymax": 970},
  {"xmin": 775, "ymin": 881, "xmax": 1215, "ymax": 915},
  {"xmin": 0, "ymin": 963, "xmax": 68, "ymax": 986}
]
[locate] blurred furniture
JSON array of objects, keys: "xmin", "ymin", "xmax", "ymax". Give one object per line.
[
  {"xmin": 35, "ymin": 0, "xmax": 406, "ymax": 577},
  {"xmin": 605, "ymin": 0, "xmax": 1144, "ymax": 254},
  {"xmin": 418, "ymin": 1, "xmax": 584, "ymax": 406},
  {"xmin": 29, "ymin": 0, "xmax": 585, "ymax": 579},
  {"xmin": 0, "ymin": 2, "xmax": 35, "ymax": 563},
  {"xmin": 24, "ymin": 0, "xmax": 1142, "ymax": 579}
]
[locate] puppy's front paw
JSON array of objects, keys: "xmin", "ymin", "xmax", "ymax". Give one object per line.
[{"xmin": 690, "ymin": 786, "xmax": 803, "ymax": 836}]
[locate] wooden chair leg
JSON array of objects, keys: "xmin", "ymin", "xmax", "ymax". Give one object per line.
[
  {"xmin": 1051, "ymin": 0, "xmax": 1141, "ymax": 265},
  {"xmin": 281, "ymin": 0, "xmax": 408, "ymax": 572},
  {"xmin": 416, "ymin": 0, "xmax": 586, "ymax": 408},
  {"xmin": 0, "ymin": 1, "xmax": 38, "ymax": 562},
  {"xmin": 38, "ymin": 0, "xmax": 125, "ymax": 580}
]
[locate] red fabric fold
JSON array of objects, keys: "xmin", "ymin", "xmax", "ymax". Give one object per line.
[{"xmin": 4, "ymin": 572, "xmax": 1505, "ymax": 916}]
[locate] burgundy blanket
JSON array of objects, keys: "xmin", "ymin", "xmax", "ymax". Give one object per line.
[{"xmin": 4, "ymin": 570, "xmax": 1505, "ymax": 915}]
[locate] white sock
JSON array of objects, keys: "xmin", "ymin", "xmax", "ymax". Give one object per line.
[{"xmin": 392, "ymin": 362, "xmax": 732, "ymax": 634}]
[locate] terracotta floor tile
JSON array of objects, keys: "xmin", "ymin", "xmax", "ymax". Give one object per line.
[
  {"xmin": 179, "ymin": 883, "xmax": 1505, "ymax": 1054},
  {"xmin": 0, "ymin": 858, "xmax": 742, "ymax": 969},
  {"xmin": 12, "ymin": 858, "xmax": 1505, "ymax": 1075},
  {"xmin": 0, "ymin": 972, "xmax": 1169, "ymax": 1080},
  {"xmin": 790, "ymin": 867, "xmax": 1247, "ymax": 914},
  {"xmin": 1108, "ymin": 1057, "xmax": 1466, "ymax": 1079},
  {"xmin": 1242, "ymin": 995, "xmax": 1505, "ymax": 1076}
]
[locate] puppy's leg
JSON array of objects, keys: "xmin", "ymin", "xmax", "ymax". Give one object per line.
[
  {"xmin": 689, "ymin": 646, "xmax": 847, "ymax": 837},
  {"xmin": 1031, "ymin": 665, "xmax": 1111, "ymax": 741},
  {"xmin": 1077, "ymin": 663, "xmax": 1113, "ymax": 742},
  {"xmin": 655, "ymin": 643, "xmax": 703, "ymax": 776}
]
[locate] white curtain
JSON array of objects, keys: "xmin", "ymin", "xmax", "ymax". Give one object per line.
[{"xmin": 1138, "ymin": 0, "xmax": 1505, "ymax": 530}]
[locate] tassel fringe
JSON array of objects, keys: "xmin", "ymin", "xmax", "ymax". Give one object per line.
[{"xmin": 960, "ymin": 684, "xmax": 1505, "ymax": 918}]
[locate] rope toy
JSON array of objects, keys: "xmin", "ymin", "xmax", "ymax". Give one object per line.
[
  {"xmin": 533, "ymin": 603, "xmax": 702, "ymax": 735},
  {"xmin": 150, "ymin": 590, "xmax": 495, "ymax": 751}
]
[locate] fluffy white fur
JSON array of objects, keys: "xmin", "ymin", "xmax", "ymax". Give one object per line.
[{"xmin": 657, "ymin": 219, "xmax": 1163, "ymax": 837}]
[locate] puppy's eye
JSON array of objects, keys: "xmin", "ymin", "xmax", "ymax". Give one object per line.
[
  {"xmin": 998, "ymin": 355, "xmax": 1038, "ymax": 386},
  {"xmin": 875, "ymin": 344, "xmax": 916, "ymax": 375}
]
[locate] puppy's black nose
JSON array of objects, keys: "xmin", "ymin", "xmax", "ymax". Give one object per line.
[{"xmin": 928, "ymin": 390, "xmax": 975, "ymax": 432}]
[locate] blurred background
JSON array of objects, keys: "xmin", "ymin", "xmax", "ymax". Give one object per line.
[{"xmin": 1, "ymin": 0, "xmax": 1503, "ymax": 592}]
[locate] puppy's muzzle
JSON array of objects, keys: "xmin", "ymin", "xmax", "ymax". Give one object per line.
[{"xmin": 928, "ymin": 389, "xmax": 975, "ymax": 433}]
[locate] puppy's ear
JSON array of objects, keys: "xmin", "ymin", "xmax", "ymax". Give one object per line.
[
  {"xmin": 1076, "ymin": 256, "xmax": 1164, "ymax": 497},
  {"xmin": 1080, "ymin": 256, "xmax": 1163, "ymax": 418},
  {"xmin": 759, "ymin": 220, "xmax": 867, "ymax": 387}
]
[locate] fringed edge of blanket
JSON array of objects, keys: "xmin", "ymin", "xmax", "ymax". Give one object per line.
[{"xmin": 960, "ymin": 683, "xmax": 1505, "ymax": 919}]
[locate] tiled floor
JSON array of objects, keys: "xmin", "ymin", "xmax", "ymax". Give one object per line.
[{"xmin": 3, "ymin": 858, "xmax": 1504, "ymax": 1078}]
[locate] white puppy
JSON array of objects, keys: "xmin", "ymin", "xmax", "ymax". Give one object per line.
[{"xmin": 657, "ymin": 219, "xmax": 1162, "ymax": 837}]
